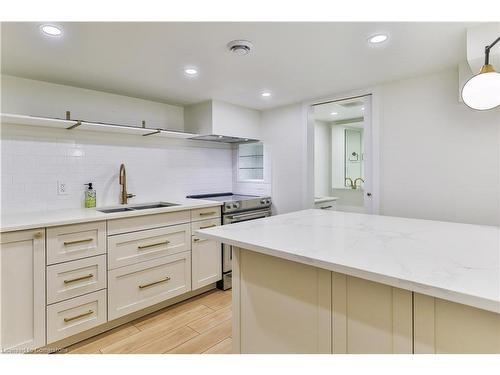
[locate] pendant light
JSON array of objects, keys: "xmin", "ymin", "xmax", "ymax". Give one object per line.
[{"xmin": 461, "ymin": 36, "xmax": 500, "ymax": 110}]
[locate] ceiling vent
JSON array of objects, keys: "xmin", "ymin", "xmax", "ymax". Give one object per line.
[{"xmin": 227, "ymin": 40, "xmax": 253, "ymax": 56}]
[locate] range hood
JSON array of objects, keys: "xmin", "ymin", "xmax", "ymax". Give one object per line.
[{"xmin": 184, "ymin": 100, "xmax": 261, "ymax": 143}]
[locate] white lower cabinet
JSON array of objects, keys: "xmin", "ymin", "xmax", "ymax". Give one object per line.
[
  {"xmin": 107, "ymin": 251, "xmax": 191, "ymax": 320},
  {"xmin": 0, "ymin": 228, "xmax": 46, "ymax": 352},
  {"xmin": 46, "ymin": 255, "xmax": 107, "ymax": 304},
  {"xmin": 191, "ymin": 219, "xmax": 222, "ymax": 290},
  {"xmin": 47, "ymin": 289, "xmax": 107, "ymax": 344}
]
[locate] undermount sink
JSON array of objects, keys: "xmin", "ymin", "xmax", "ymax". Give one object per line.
[
  {"xmin": 97, "ymin": 202, "xmax": 179, "ymax": 214},
  {"xmin": 131, "ymin": 203, "xmax": 179, "ymax": 210},
  {"xmin": 98, "ymin": 207, "xmax": 135, "ymax": 213}
]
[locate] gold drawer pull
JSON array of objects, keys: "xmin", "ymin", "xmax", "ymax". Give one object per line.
[
  {"xmin": 64, "ymin": 310, "xmax": 94, "ymax": 323},
  {"xmin": 64, "ymin": 238, "xmax": 93, "ymax": 246},
  {"xmin": 199, "ymin": 211, "xmax": 216, "ymax": 216},
  {"xmin": 34, "ymin": 232, "xmax": 43, "ymax": 239},
  {"xmin": 199, "ymin": 224, "xmax": 217, "ymax": 229},
  {"xmin": 64, "ymin": 274, "xmax": 94, "ymax": 284},
  {"xmin": 137, "ymin": 240, "xmax": 170, "ymax": 250},
  {"xmin": 138, "ymin": 276, "xmax": 171, "ymax": 289},
  {"xmin": 193, "ymin": 237, "xmax": 208, "ymax": 243}
]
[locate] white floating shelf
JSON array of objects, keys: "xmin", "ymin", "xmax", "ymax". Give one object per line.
[
  {"xmin": 1, "ymin": 113, "xmax": 76, "ymax": 129},
  {"xmin": 1, "ymin": 113, "xmax": 198, "ymax": 140}
]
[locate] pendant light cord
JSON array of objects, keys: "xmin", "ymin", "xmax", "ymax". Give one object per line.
[{"xmin": 485, "ymin": 36, "xmax": 500, "ymax": 65}]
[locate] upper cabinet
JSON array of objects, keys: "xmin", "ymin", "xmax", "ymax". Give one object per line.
[{"xmin": 184, "ymin": 100, "xmax": 261, "ymax": 141}]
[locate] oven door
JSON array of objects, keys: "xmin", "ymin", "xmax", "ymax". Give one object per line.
[{"xmin": 222, "ymin": 208, "xmax": 271, "ymax": 273}]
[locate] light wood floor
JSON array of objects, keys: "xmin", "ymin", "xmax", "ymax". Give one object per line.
[{"xmin": 64, "ymin": 289, "xmax": 232, "ymax": 354}]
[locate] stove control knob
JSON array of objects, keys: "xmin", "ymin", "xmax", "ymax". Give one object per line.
[
  {"xmin": 260, "ymin": 199, "xmax": 266, "ymax": 204},
  {"xmin": 225, "ymin": 204, "xmax": 232, "ymax": 210},
  {"xmin": 232, "ymin": 202, "xmax": 240, "ymax": 209},
  {"xmin": 266, "ymin": 199, "xmax": 271, "ymax": 205}
]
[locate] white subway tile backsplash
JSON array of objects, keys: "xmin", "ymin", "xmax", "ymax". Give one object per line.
[{"xmin": 1, "ymin": 131, "xmax": 234, "ymax": 214}]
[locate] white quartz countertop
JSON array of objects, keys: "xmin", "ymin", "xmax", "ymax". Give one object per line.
[
  {"xmin": 197, "ymin": 209, "xmax": 500, "ymax": 313},
  {"xmin": 0, "ymin": 198, "xmax": 222, "ymax": 232}
]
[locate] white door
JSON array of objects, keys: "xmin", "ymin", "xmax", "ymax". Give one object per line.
[{"xmin": 1, "ymin": 229, "xmax": 46, "ymax": 352}]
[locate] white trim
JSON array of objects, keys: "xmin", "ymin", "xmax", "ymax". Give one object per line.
[{"xmin": 302, "ymin": 86, "xmax": 381, "ymax": 214}]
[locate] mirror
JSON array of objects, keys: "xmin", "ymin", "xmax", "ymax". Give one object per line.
[{"xmin": 312, "ymin": 97, "xmax": 367, "ymax": 212}]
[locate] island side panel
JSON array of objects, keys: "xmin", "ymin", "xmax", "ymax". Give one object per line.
[
  {"xmin": 235, "ymin": 248, "xmax": 332, "ymax": 354},
  {"xmin": 414, "ymin": 293, "xmax": 500, "ymax": 354},
  {"xmin": 331, "ymin": 273, "xmax": 413, "ymax": 354}
]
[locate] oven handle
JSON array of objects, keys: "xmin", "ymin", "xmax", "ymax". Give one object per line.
[{"xmin": 225, "ymin": 209, "xmax": 271, "ymax": 222}]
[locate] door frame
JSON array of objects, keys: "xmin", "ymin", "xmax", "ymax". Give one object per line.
[{"xmin": 302, "ymin": 87, "xmax": 381, "ymax": 214}]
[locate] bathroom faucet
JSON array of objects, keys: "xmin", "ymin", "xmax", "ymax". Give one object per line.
[
  {"xmin": 119, "ymin": 163, "xmax": 135, "ymax": 204},
  {"xmin": 354, "ymin": 178, "xmax": 365, "ymax": 190},
  {"xmin": 345, "ymin": 178, "xmax": 354, "ymax": 189}
]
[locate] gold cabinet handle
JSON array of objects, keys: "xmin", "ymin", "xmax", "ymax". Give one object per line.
[
  {"xmin": 199, "ymin": 224, "xmax": 217, "ymax": 229},
  {"xmin": 138, "ymin": 276, "xmax": 171, "ymax": 289},
  {"xmin": 199, "ymin": 211, "xmax": 216, "ymax": 216},
  {"xmin": 137, "ymin": 240, "xmax": 170, "ymax": 250},
  {"xmin": 64, "ymin": 274, "xmax": 94, "ymax": 284},
  {"xmin": 193, "ymin": 237, "xmax": 208, "ymax": 243},
  {"xmin": 64, "ymin": 238, "xmax": 93, "ymax": 246},
  {"xmin": 33, "ymin": 231, "xmax": 43, "ymax": 239},
  {"xmin": 64, "ymin": 310, "xmax": 94, "ymax": 323}
]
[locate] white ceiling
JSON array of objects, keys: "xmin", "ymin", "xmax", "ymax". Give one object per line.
[{"xmin": 0, "ymin": 22, "xmax": 475, "ymax": 110}]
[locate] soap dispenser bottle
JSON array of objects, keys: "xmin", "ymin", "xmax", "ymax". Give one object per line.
[{"xmin": 84, "ymin": 183, "xmax": 96, "ymax": 208}]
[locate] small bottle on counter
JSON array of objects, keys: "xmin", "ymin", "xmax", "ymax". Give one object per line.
[{"xmin": 84, "ymin": 183, "xmax": 96, "ymax": 208}]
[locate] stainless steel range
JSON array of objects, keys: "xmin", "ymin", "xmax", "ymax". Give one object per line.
[{"xmin": 186, "ymin": 193, "xmax": 272, "ymax": 290}]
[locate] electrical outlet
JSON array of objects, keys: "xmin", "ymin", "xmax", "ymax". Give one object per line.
[{"xmin": 57, "ymin": 181, "xmax": 68, "ymax": 195}]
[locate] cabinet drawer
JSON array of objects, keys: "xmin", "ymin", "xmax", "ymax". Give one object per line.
[
  {"xmin": 47, "ymin": 255, "xmax": 107, "ymax": 304},
  {"xmin": 47, "ymin": 221, "xmax": 106, "ymax": 265},
  {"xmin": 47, "ymin": 289, "xmax": 107, "ymax": 344},
  {"xmin": 107, "ymin": 210, "xmax": 190, "ymax": 236},
  {"xmin": 191, "ymin": 207, "xmax": 221, "ymax": 222},
  {"xmin": 191, "ymin": 217, "xmax": 221, "ymax": 233},
  {"xmin": 314, "ymin": 201, "xmax": 337, "ymax": 210},
  {"xmin": 108, "ymin": 224, "xmax": 191, "ymax": 270},
  {"xmin": 108, "ymin": 251, "xmax": 191, "ymax": 321}
]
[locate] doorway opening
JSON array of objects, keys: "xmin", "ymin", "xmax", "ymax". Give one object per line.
[{"xmin": 310, "ymin": 95, "xmax": 374, "ymax": 213}]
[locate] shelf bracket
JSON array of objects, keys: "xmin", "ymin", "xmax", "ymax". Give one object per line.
[
  {"xmin": 142, "ymin": 128, "xmax": 162, "ymax": 136},
  {"xmin": 66, "ymin": 120, "xmax": 82, "ymax": 130}
]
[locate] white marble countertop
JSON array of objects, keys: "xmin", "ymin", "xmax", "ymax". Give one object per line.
[
  {"xmin": 197, "ymin": 209, "xmax": 500, "ymax": 313},
  {"xmin": 0, "ymin": 198, "xmax": 222, "ymax": 232},
  {"xmin": 314, "ymin": 196, "xmax": 340, "ymax": 204}
]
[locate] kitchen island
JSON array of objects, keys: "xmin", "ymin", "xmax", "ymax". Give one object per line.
[{"xmin": 197, "ymin": 209, "xmax": 500, "ymax": 354}]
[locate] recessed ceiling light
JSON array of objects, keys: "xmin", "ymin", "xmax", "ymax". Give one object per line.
[
  {"xmin": 330, "ymin": 112, "xmax": 338, "ymax": 116},
  {"xmin": 368, "ymin": 34, "xmax": 388, "ymax": 44},
  {"xmin": 261, "ymin": 91, "xmax": 272, "ymax": 98},
  {"xmin": 184, "ymin": 68, "xmax": 198, "ymax": 76},
  {"xmin": 40, "ymin": 24, "xmax": 62, "ymax": 37}
]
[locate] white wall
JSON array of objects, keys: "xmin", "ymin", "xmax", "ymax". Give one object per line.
[
  {"xmin": 314, "ymin": 121, "xmax": 330, "ymax": 197},
  {"xmin": 261, "ymin": 104, "xmax": 305, "ymax": 214},
  {"xmin": 303, "ymin": 68, "xmax": 499, "ymax": 226},
  {"xmin": 1, "ymin": 75, "xmax": 184, "ymax": 130},
  {"xmin": 378, "ymin": 68, "xmax": 499, "ymax": 225},
  {"xmin": 0, "ymin": 76, "xmax": 234, "ymax": 214}
]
